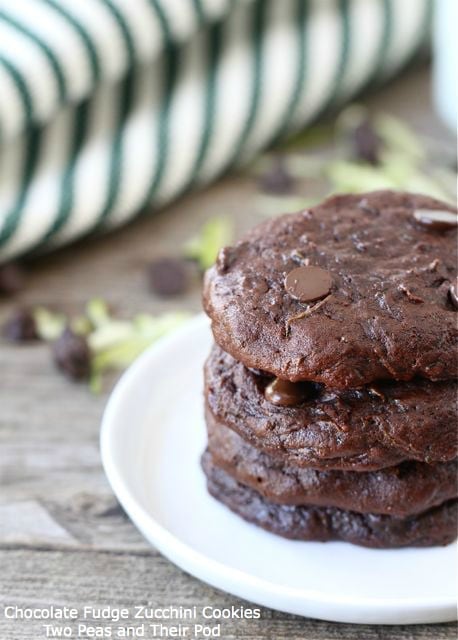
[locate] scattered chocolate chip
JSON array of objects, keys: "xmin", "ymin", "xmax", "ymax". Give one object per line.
[
  {"xmin": 413, "ymin": 209, "xmax": 457, "ymax": 231},
  {"xmin": 53, "ymin": 328, "xmax": 91, "ymax": 380},
  {"xmin": 284, "ymin": 265, "xmax": 332, "ymax": 303},
  {"xmin": 3, "ymin": 308, "xmax": 38, "ymax": 342},
  {"xmin": 449, "ymin": 278, "xmax": 458, "ymax": 310},
  {"xmin": 351, "ymin": 120, "xmax": 381, "ymax": 165},
  {"xmin": 148, "ymin": 257, "xmax": 189, "ymax": 297},
  {"xmin": 258, "ymin": 157, "xmax": 295, "ymax": 195},
  {"xmin": 264, "ymin": 378, "xmax": 312, "ymax": 407},
  {"xmin": 0, "ymin": 262, "xmax": 26, "ymax": 296}
]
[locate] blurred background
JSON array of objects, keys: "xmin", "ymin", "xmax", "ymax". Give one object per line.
[{"xmin": 0, "ymin": 0, "xmax": 456, "ymax": 638}]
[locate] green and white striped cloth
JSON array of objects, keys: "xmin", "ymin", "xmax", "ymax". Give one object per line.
[{"xmin": 0, "ymin": 0, "xmax": 431, "ymax": 262}]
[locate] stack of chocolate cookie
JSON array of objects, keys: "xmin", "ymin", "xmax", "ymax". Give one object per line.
[{"xmin": 201, "ymin": 191, "xmax": 458, "ymax": 548}]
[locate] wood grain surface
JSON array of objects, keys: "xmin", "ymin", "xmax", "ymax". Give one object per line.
[{"xmin": 1, "ymin": 69, "xmax": 456, "ymax": 640}]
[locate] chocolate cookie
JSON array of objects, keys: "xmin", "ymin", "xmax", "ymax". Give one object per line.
[
  {"xmin": 202, "ymin": 453, "xmax": 458, "ymax": 548},
  {"xmin": 203, "ymin": 191, "xmax": 457, "ymax": 387},
  {"xmin": 205, "ymin": 346, "xmax": 457, "ymax": 471},
  {"xmin": 206, "ymin": 420, "xmax": 458, "ymax": 516}
]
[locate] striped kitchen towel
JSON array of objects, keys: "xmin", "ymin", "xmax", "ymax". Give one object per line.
[{"xmin": 0, "ymin": 0, "xmax": 431, "ymax": 262}]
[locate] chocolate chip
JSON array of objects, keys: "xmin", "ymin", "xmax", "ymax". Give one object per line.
[
  {"xmin": 53, "ymin": 328, "xmax": 91, "ymax": 380},
  {"xmin": 0, "ymin": 262, "xmax": 26, "ymax": 296},
  {"xmin": 351, "ymin": 120, "xmax": 381, "ymax": 165},
  {"xmin": 264, "ymin": 378, "xmax": 311, "ymax": 407},
  {"xmin": 3, "ymin": 309, "xmax": 38, "ymax": 342},
  {"xmin": 449, "ymin": 278, "xmax": 458, "ymax": 310},
  {"xmin": 413, "ymin": 209, "xmax": 457, "ymax": 231},
  {"xmin": 148, "ymin": 257, "xmax": 189, "ymax": 297},
  {"xmin": 258, "ymin": 157, "xmax": 295, "ymax": 195},
  {"xmin": 284, "ymin": 266, "xmax": 332, "ymax": 303}
]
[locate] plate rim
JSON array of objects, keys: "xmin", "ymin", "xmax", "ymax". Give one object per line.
[{"xmin": 100, "ymin": 313, "xmax": 457, "ymax": 624}]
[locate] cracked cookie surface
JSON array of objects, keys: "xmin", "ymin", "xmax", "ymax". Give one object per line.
[{"xmin": 203, "ymin": 191, "xmax": 457, "ymax": 387}]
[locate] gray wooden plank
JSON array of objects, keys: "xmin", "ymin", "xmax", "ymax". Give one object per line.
[{"xmin": 0, "ymin": 549, "xmax": 456, "ymax": 640}]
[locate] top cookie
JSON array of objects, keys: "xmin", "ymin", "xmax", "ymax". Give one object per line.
[{"xmin": 203, "ymin": 191, "xmax": 457, "ymax": 387}]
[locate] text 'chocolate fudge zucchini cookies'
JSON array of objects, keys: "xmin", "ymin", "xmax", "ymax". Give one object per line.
[{"xmin": 201, "ymin": 190, "xmax": 458, "ymax": 549}]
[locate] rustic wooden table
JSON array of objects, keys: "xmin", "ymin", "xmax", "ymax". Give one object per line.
[{"xmin": 1, "ymin": 68, "xmax": 456, "ymax": 640}]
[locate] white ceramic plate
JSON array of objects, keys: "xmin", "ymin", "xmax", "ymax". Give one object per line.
[{"xmin": 100, "ymin": 314, "xmax": 457, "ymax": 625}]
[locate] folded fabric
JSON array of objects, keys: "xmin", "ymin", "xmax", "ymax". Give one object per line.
[{"xmin": 0, "ymin": 0, "xmax": 432, "ymax": 261}]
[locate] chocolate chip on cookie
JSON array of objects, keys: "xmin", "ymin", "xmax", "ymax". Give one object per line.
[
  {"xmin": 284, "ymin": 266, "xmax": 332, "ymax": 303},
  {"xmin": 264, "ymin": 377, "xmax": 313, "ymax": 407}
]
